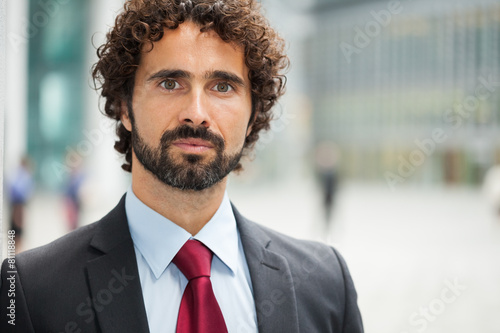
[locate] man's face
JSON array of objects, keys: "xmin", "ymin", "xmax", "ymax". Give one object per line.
[{"xmin": 122, "ymin": 21, "xmax": 253, "ymax": 191}]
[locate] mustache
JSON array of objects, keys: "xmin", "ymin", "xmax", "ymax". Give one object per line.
[{"xmin": 160, "ymin": 125, "xmax": 225, "ymax": 151}]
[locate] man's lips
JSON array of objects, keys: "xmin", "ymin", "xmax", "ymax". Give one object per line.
[{"xmin": 172, "ymin": 138, "xmax": 214, "ymax": 153}]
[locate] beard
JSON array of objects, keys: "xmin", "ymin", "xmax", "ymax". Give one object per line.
[{"xmin": 131, "ymin": 122, "xmax": 243, "ymax": 191}]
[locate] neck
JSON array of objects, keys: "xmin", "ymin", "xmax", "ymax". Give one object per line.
[{"xmin": 131, "ymin": 159, "xmax": 227, "ymax": 236}]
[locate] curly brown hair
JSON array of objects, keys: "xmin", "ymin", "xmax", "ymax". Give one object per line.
[{"xmin": 92, "ymin": 0, "xmax": 289, "ymax": 172}]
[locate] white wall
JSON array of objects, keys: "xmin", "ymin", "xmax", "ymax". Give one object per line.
[{"xmin": 4, "ymin": 0, "xmax": 29, "ymax": 175}]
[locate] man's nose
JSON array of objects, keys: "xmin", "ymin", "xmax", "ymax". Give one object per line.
[{"xmin": 178, "ymin": 89, "xmax": 211, "ymax": 128}]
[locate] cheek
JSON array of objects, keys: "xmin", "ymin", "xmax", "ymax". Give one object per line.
[
  {"xmin": 225, "ymin": 119, "xmax": 251, "ymax": 151},
  {"xmin": 134, "ymin": 100, "xmax": 178, "ymax": 138},
  {"xmin": 214, "ymin": 108, "xmax": 251, "ymax": 149}
]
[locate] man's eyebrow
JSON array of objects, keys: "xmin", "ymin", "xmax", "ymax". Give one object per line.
[
  {"xmin": 147, "ymin": 69, "xmax": 191, "ymax": 82},
  {"xmin": 205, "ymin": 70, "xmax": 246, "ymax": 87}
]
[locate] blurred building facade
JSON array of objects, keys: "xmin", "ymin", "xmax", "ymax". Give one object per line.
[
  {"xmin": 305, "ymin": 0, "xmax": 500, "ymax": 185},
  {"xmin": 7, "ymin": 0, "xmax": 499, "ymax": 194},
  {"xmin": 5, "ymin": 0, "xmax": 128, "ymax": 209},
  {"xmin": 26, "ymin": 0, "xmax": 88, "ymax": 190}
]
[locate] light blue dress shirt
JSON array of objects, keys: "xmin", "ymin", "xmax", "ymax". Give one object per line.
[{"xmin": 125, "ymin": 187, "xmax": 258, "ymax": 333}]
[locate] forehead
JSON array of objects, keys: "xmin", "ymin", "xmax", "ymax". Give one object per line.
[{"xmin": 137, "ymin": 21, "xmax": 248, "ymax": 79}]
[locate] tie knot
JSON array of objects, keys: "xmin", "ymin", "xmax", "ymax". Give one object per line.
[{"xmin": 173, "ymin": 240, "xmax": 213, "ymax": 280}]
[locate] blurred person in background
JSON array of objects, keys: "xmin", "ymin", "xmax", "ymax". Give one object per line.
[
  {"xmin": 315, "ymin": 141, "xmax": 341, "ymax": 230},
  {"xmin": 63, "ymin": 160, "xmax": 86, "ymax": 231},
  {"xmin": 0, "ymin": 1, "xmax": 363, "ymax": 332},
  {"xmin": 483, "ymin": 162, "xmax": 500, "ymax": 220},
  {"xmin": 6, "ymin": 156, "xmax": 34, "ymax": 252}
]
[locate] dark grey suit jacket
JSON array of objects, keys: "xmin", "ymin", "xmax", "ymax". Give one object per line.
[{"xmin": 0, "ymin": 195, "xmax": 363, "ymax": 332}]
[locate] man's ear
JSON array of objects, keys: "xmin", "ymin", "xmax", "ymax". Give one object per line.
[
  {"xmin": 120, "ymin": 101, "xmax": 132, "ymax": 132},
  {"xmin": 246, "ymin": 112, "xmax": 257, "ymax": 137},
  {"xmin": 246, "ymin": 125, "xmax": 253, "ymax": 137}
]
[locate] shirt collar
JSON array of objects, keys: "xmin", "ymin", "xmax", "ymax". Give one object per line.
[{"xmin": 125, "ymin": 187, "xmax": 239, "ymax": 279}]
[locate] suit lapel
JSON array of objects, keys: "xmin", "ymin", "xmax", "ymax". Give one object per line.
[
  {"xmin": 234, "ymin": 205, "xmax": 300, "ymax": 333},
  {"xmin": 86, "ymin": 195, "xmax": 150, "ymax": 333},
  {"xmin": 83, "ymin": 196, "xmax": 300, "ymax": 333}
]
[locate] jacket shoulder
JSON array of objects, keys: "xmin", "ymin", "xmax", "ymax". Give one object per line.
[
  {"xmin": 14, "ymin": 194, "xmax": 128, "ymax": 273},
  {"xmin": 236, "ymin": 215, "xmax": 363, "ymax": 332},
  {"xmin": 14, "ymin": 222, "xmax": 98, "ymax": 272},
  {"xmin": 243, "ymin": 219, "xmax": 341, "ymax": 266}
]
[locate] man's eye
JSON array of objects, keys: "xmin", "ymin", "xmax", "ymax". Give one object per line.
[
  {"xmin": 161, "ymin": 79, "xmax": 179, "ymax": 90},
  {"xmin": 215, "ymin": 82, "xmax": 232, "ymax": 93}
]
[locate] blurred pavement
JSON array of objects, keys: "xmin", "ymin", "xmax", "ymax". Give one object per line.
[{"xmin": 4, "ymin": 179, "xmax": 500, "ymax": 333}]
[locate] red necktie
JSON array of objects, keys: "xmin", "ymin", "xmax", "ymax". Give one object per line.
[{"xmin": 173, "ymin": 240, "xmax": 228, "ymax": 333}]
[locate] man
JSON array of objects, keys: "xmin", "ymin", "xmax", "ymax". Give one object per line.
[{"xmin": 0, "ymin": 0, "xmax": 363, "ymax": 332}]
